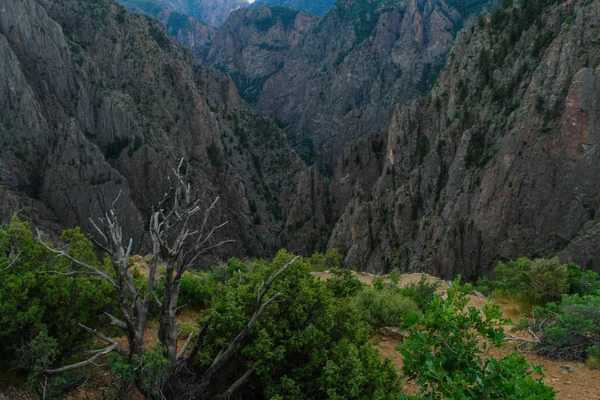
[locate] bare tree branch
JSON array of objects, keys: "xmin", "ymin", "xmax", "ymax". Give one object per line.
[
  {"xmin": 104, "ymin": 312, "xmax": 128, "ymax": 330},
  {"xmin": 528, "ymin": 328, "xmax": 541, "ymax": 342},
  {"xmin": 182, "ymin": 317, "xmax": 212, "ymax": 367},
  {"xmin": 177, "ymin": 332, "xmax": 194, "ymax": 360},
  {"xmin": 46, "ymin": 344, "xmax": 119, "ymax": 374},
  {"xmin": 199, "ymin": 256, "xmax": 298, "ymax": 387},
  {"xmin": 37, "ymin": 270, "xmax": 102, "ymax": 278},
  {"xmin": 222, "ymin": 369, "xmax": 254, "ymax": 399},
  {"xmin": 36, "ymin": 230, "xmax": 117, "ymax": 287},
  {"xmin": 505, "ymin": 334, "xmax": 540, "ymax": 343},
  {"xmin": 78, "ymin": 324, "xmax": 121, "ymax": 348}
]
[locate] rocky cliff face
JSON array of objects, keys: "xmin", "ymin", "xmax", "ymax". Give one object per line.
[
  {"xmin": 203, "ymin": 0, "xmax": 490, "ymax": 165},
  {"xmin": 0, "ymin": 0, "xmax": 325, "ymax": 259},
  {"xmin": 160, "ymin": 11, "xmax": 217, "ymax": 59},
  {"xmin": 205, "ymin": 7, "xmax": 319, "ymax": 104},
  {"xmin": 250, "ymin": 0, "xmax": 336, "ymax": 15},
  {"xmin": 116, "ymin": 0, "xmax": 249, "ymax": 27},
  {"xmin": 329, "ymin": 0, "xmax": 600, "ymax": 276}
]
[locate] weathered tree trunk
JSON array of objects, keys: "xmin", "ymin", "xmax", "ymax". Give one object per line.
[{"xmin": 39, "ymin": 160, "xmax": 290, "ymax": 398}]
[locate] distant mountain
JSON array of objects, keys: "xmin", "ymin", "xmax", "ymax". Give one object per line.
[
  {"xmin": 250, "ymin": 0, "xmax": 336, "ymax": 15},
  {"xmin": 116, "ymin": 0, "xmax": 249, "ymax": 26},
  {"xmin": 203, "ymin": 0, "xmax": 493, "ymax": 165}
]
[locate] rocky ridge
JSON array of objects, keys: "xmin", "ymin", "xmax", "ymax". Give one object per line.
[
  {"xmin": 328, "ymin": 0, "xmax": 600, "ymax": 277},
  {"xmin": 202, "ymin": 0, "xmax": 492, "ymax": 165},
  {"xmin": 250, "ymin": 0, "xmax": 336, "ymax": 15},
  {"xmin": 115, "ymin": 0, "xmax": 249, "ymax": 27},
  {"xmin": 0, "ymin": 0, "xmax": 327, "ymax": 259}
]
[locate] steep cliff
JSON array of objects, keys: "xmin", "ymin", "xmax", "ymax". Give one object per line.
[
  {"xmin": 203, "ymin": 0, "xmax": 491, "ymax": 165},
  {"xmin": 250, "ymin": 0, "xmax": 336, "ymax": 15},
  {"xmin": 205, "ymin": 7, "xmax": 319, "ymax": 104},
  {"xmin": 115, "ymin": 0, "xmax": 249, "ymax": 27},
  {"xmin": 329, "ymin": 0, "xmax": 600, "ymax": 277},
  {"xmin": 128, "ymin": 6, "xmax": 218, "ymax": 59},
  {"xmin": 0, "ymin": 0, "xmax": 323, "ymax": 259}
]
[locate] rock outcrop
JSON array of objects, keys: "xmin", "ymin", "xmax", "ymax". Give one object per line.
[
  {"xmin": 202, "ymin": 0, "xmax": 491, "ymax": 165},
  {"xmin": 329, "ymin": 0, "xmax": 600, "ymax": 276},
  {"xmin": 205, "ymin": 7, "xmax": 319, "ymax": 104},
  {"xmin": 0, "ymin": 0, "xmax": 323, "ymax": 259}
]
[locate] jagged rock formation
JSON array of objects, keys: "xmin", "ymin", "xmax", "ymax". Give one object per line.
[
  {"xmin": 0, "ymin": 0, "xmax": 328, "ymax": 259},
  {"xmin": 115, "ymin": 0, "xmax": 249, "ymax": 27},
  {"xmin": 250, "ymin": 0, "xmax": 336, "ymax": 15},
  {"xmin": 159, "ymin": 11, "xmax": 217, "ymax": 59},
  {"xmin": 203, "ymin": 0, "xmax": 491, "ymax": 164},
  {"xmin": 205, "ymin": 7, "xmax": 319, "ymax": 105},
  {"xmin": 329, "ymin": 0, "xmax": 600, "ymax": 277}
]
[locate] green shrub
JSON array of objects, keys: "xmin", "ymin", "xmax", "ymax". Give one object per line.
[
  {"xmin": 387, "ymin": 270, "xmax": 401, "ymax": 285},
  {"xmin": 327, "ymin": 268, "xmax": 364, "ymax": 297},
  {"xmin": 399, "ymin": 279, "xmax": 555, "ymax": 399},
  {"xmin": 110, "ymin": 344, "xmax": 169, "ymax": 397},
  {"xmin": 471, "ymin": 276, "xmax": 494, "ymax": 295},
  {"xmin": 587, "ymin": 344, "xmax": 600, "ymax": 368},
  {"xmin": 0, "ymin": 218, "xmax": 114, "ymax": 372},
  {"xmin": 199, "ymin": 250, "xmax": 402, "ymax": 399},
  {"xmin": 566, "ymin": 263, "xmax": 600, "ymax": 296},
  {"xmin": 178, "ymin": 324, "xmax": 195, "ymax": 337},
  {"xmin": 536, "ymin": 294, "xmax": 600, "ymax": 363},
  {"xmin": 372, "ymin": 277, "xmax": 386, "ymax": 291},
  {"xmin": 352, "ymin": 286, "xmax": 421, "ymax": 329},
  {"xmin": 307, "ymin": 249, "xmax": 342, "ymax": 272},
  {"xmin": 493, "ymin": 257, "xmax": 533, "ymax": 293},
  {"xmin": 398, "ymin": 276, "xmax": 440, "ymax": 311},
  {"xmin": 178, "ymin": 273, "xmax": 215, "ymax": 310},
  {"xmin": 527, "ymin": 258, "xmax": 569, "ymax": 303},
  {"xmin": 482, "ymin": 257, "xmax": 591, "ymax": 305}
]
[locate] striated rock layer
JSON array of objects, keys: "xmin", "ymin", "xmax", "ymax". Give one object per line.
[{"xmin": 329, "ymin": 0, "xmax": 600, "ymax": 277}]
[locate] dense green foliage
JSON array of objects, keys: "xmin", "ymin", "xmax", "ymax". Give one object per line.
[
  {"xmin": 397, "ymin": 276, "xmax": 440, "ymax": 312},
  {"xmin": 473, "ymin": 256, "xmax": 600, "ymax": 367},
  {"xmin": 0, "ymin": 218, "xmax": 115, "ymax": 395},
  {"xmin": 196, "ymin": 251, "xmax": 402, "ymax": 399},
  {"xmin": 109, "ymin": 344, "xmax": 170, "ymax": 397},
  {"xmin": 534, "ymin": 294, "xmax": 600, "ymax": 365},
  {"xmin": 352, "ymin": 286, "xmax": 421, "ymax": 329},
  {"xmin": 0, "ymin": 218, "xmax": 113, "ymax": 364},
  {"xmin": 351, "ymin": 274, "xmax": 437, "ymax": 330},
  {"xmin": 475, "ymin": 257, "xmax": 599, "ymax": 304},
  {"xmin": 399, "ymin": 280, "xmax": 555, "ymax": 399},
  {"xmin": 326, "ymin": 267, "xmax": 365, "ymax": 297},
  {"xmin": 0, "ymin": 218, "xmax": 566, "ymax": 398}
]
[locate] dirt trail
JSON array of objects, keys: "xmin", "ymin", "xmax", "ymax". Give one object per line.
[{"xmin": 317, "ymin": 270, "xmax": 600, "ymax": 399}]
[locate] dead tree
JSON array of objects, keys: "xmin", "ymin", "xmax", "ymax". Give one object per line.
[{"xmin": 37, "ymin": 160, "xmax": 296, "ymax": 397}]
